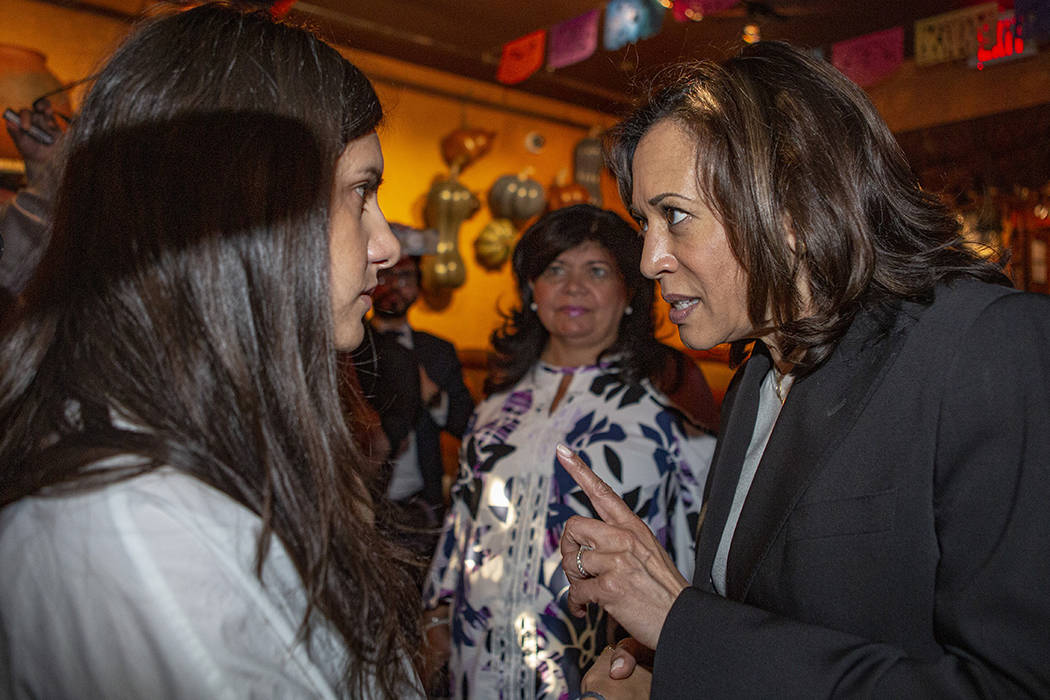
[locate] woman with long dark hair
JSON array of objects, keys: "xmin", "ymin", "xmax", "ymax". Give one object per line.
[
  {"xmin": 0, "ymin": 4, "xmax": 423, "ymax": 697},
  {"xmin": 559, "ymin": 41, "xmax": 1050, "ymax": 698}
]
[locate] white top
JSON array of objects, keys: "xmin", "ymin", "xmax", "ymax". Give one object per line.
[
  {"xmin": 0, "ymin": 466, "xmax": 423, "ymax": 699},
  {"xmin": 711, "ymin": 367, "xmax": 791, "ymax": 595}
]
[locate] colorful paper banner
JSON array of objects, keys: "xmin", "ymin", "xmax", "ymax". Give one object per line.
[
  {"xmin": 548, "ymin": 9, "xmax": 601, "ymax": 69},
  {"xmin": 831, "ymin": 26, "xmax": 904, "ymax": 87},
  {"xmin": 496, "ymin": 29, "xmax": 547, "ymax": 85},
  {"xmin": 914, "ymin": 2, "xmax": 999, "ymax": 66},
  {"xmin": 604, "ymin": 0, "xmax": 666, "ymax": 51}
]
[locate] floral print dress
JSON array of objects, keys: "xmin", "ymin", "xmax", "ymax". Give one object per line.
[{"xmin": 423, "ymin": 361, "xmax": 716, "ymax": 699}]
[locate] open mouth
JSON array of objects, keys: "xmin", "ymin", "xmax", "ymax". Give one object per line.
[{"xmin": 666, "ymin": 297, "xmax": 699, "ymax": 324}]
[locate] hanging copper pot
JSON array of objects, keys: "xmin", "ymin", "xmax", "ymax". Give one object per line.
[{"xmin": 441, "ymin": 127, "xmax": 496, "ymax": 176}]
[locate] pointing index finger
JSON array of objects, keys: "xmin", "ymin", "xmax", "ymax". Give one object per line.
[{"xmin": 556, "ymin": 443, "xmax": 636, "ymax": 526}]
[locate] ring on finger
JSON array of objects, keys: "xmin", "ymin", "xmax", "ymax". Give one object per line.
[{"xmin": 576, "ymin": 544, "xmax": 595, "ymax": 578}]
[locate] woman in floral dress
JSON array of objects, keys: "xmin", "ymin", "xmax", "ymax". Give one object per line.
[{"xmin": 423, "ymin": 204, "xmax": 718, "ymax": 699}]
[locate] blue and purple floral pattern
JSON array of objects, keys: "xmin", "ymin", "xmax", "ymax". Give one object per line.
[{"xmin": 424, "ymin": 361, "xmax": 715, "ymax": 699}]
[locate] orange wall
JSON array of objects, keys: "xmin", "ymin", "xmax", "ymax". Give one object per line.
[{"xmin": 351, "ymin": 52, "xmax": 629, "ymax": 351}]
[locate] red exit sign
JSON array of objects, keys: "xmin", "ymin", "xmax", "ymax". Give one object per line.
[{"xmin": 971, "ymin": 11, "xmax": 1038, "ymax": 68}]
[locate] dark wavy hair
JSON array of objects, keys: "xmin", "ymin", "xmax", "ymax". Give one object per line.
[
  {"xmin": 0, "ymin": 4, "xmax": 419, "ymax": 696},
  {"xmin": 485, "ymin": 203, "xmax": 684, "ymax": 394},
  {"xmin": 607, "ymin": 41, "xmax": 1009, "ymax": 371}
]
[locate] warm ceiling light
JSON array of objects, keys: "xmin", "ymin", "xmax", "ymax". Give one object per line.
[{"xmin": 743, "ymin": 24, "xmax": 761, "ymax": 44}]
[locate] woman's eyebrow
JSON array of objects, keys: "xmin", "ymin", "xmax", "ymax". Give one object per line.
[{"xmin": 648, "ymin": 192, "xmax": 680, "ymax": 206}]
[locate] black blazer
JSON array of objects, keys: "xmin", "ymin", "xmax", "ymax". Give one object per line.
[
  {"xmin": 410, "ymin": 329, "xmax": 474, "ymax": 506},
  {"xmin": 652, "ymin": 279, "xmax": 1050, "ymax": 698},
  {"xmin": 361, "ymin": 325, "xmax": 474, "ymax": 507}
]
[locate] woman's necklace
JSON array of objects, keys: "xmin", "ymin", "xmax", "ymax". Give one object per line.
[{"xmin": 773, "ymin": 368, "xmax": 789, "ymax": 404}]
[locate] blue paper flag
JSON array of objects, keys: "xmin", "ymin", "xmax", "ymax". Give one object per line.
[{"xmin": 604, "ymin": 0, "xmax": 666, "ymax": 51}]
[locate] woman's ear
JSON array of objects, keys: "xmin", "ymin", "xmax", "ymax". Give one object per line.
[
  {"xmin": 782, "ymin": 214, "xmax": 814, "ymax": 314},
  {"xmin": 783, "ymin": 214, "xmax": 804, "ymax": 257}
]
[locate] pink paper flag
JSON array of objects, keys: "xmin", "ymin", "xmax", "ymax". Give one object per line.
[
  {"xmin": 497, "ymin": 29, "xmax": 547, "ymax": 85},
  {"xmin": 548, "ymin": 9, "xmax": 601, "ymax": 69},
  {"xmin": 831, "ymin": 26, "xmax": 904, "ymax": 87}
]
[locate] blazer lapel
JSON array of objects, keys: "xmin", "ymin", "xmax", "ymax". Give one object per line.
[
  {"xmin": 692, "ymin": 348, "xmax": 770, "ymax": 593},
  {"xmin": 724, "ymin": 308, "xmax": 914, "ymax": 600}
]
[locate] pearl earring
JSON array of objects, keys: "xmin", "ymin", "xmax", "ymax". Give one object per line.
[
  {"xmin": 624, "ymin": 306, "xmax": 633, "ymax": 316},
  {"xmin": 529, "ymin": 302, "xmax": 538, "ymax": 311}
]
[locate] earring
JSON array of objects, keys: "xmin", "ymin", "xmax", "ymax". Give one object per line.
[
  {"xmin": 624, "ymin": 306, "xmax": 633, "ymax": 316},
  {"xmin": 529, "ymin": 302, "xmax": 538, "ymax": 311}
]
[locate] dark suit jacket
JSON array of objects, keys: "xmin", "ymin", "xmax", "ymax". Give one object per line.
[
  {"xmin": 652, "ymin": 279, "xmax": 1050, "ymax": 698},
  {"xmin": 361, "ymin": 324, "xmax": 474, "ymax": 507},
  {"xmin": 409, "ymin": 329, "xmax": 474, "ymax": 506}
]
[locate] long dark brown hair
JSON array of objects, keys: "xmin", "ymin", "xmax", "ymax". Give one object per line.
[
  {"xmin": 486, "ymin": 203, "xmax": 687, "ymax": 394},
  {"xmin": 607, "ymin": 41, "xmax": 1009, "ymax": 371},
  {"xmin": 0, "ymin": 4, "xmax": 419, "ymax": 696}
]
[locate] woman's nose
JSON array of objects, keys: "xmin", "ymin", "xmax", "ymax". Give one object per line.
[
  {"xmin": 369, "ymin": 216, "xmax": 400, "ymax": 269},
  {"xmin": 563, "ymin": 270, "xmax": 587, "ymax": 293},
  {"xmin": 640, "ymin": 233, "xmax": 674, "ymax": 279}
]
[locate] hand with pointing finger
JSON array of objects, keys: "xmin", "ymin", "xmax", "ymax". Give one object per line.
[{"xmin": 557, "ymin": 442, "xmax": 689, "ymax": 651}]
